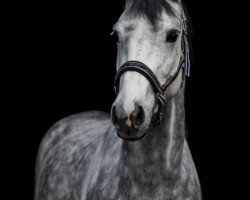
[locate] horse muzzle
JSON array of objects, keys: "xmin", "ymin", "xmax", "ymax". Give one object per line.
[{"xmin": 111, "ymin": 104, "xmax": 148, "ymax": 140}]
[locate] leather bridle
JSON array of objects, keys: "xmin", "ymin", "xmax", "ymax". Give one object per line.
[{"xmin": 114, "ymin": 14, "xmax": 190, "ymax": 124}]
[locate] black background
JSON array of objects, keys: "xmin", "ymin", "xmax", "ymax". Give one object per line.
[{"xmin": 5, "ymin": 0, "xmax": 245, "ymax": 199}]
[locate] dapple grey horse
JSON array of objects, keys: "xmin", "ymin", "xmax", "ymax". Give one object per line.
[{"xmin": 34, "ymin": 0, "xmax": 202, "ymax": 199}]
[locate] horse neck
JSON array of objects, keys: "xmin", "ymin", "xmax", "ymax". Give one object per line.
[{"xmin": 121, "ymin": 86, "xmax": 186, "ymax": 174}]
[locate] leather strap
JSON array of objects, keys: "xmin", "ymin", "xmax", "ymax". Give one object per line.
[
  {"xmin": 114, "ymin": 58, "xmax": 185, "ymax": 124},
  {"xmin": 114, "ymin": 61, "xmax": 163, "ymax": 94}
]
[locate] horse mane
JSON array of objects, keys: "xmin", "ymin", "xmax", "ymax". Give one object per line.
[{"xmin": 126, "ymin": 0, "xmax": 179, "ymax": 25}]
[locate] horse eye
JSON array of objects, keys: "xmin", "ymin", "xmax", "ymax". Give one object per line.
[
  {"xmin": 166, "ymin": 30, "xmax": 180, "ymax": 43},
  {"xmin": 111, "ymin": 31, "xmax": 120, "ymax": 43}
]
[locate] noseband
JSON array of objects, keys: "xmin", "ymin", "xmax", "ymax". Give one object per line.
[{"xmin": 114, "ymin": 15, "xmax": 190, "ymax": 124}]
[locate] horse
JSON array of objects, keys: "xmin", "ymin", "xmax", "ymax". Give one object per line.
[{"xmin": 34, "ymin": 0, "xmax": 202, "ymax": 199}]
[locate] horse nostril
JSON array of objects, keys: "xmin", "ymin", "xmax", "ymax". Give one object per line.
[
  {"xmin": 132, "ymin": 106, "xmax": 145, "ymax": 128},
  {"xmin": 112, "ymin": 106, "xmax": 118, "ymax": 125},
  {"xmin": 112, "ymin": 104, "xmax": 145, "ymax": 129}
]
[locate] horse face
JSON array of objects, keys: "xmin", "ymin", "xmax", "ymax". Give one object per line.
[{"xmin": 111, "ymin": 3, "xmax": 183, "ymax": 140}]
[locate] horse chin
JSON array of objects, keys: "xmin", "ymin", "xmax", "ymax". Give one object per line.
[{"xmin": 117, "ymin": 128, "xmax": 149, "ymax": 141}]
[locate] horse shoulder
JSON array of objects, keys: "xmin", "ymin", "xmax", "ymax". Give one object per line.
[{"xmin": 34, "ymin": 111, "xmax": 112, "ymax": 200}]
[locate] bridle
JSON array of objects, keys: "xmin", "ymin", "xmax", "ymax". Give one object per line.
[{"xmin": 114, "ymin": 13, "xmax": 190, "ymax": 124}]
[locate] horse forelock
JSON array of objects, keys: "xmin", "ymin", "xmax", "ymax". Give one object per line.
[{"xmin": 125, "ymin": 0, "xmax": 179, "ymax": 25}]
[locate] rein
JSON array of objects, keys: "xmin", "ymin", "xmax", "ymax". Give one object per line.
[{"xmin": 114, "ymin": 14, "xmax": 190, "ymax": 124}]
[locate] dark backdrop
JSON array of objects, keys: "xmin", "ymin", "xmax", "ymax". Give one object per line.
[{"xmin": 6, "ymin": 0, "xmax": 243, "ymax": 200}]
